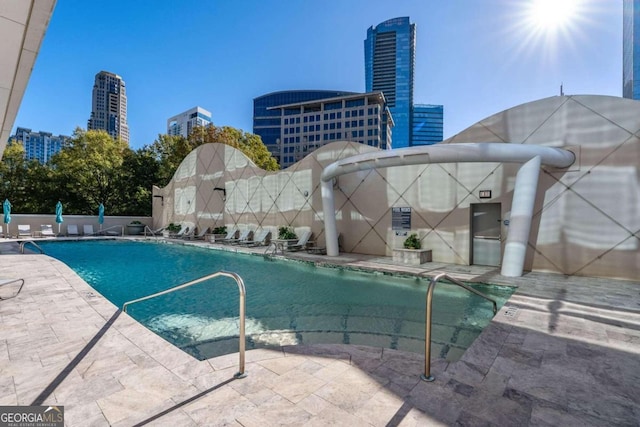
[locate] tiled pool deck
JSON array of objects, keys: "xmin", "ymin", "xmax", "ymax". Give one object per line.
[{"xmin": 1, "ymin": 238, "xmax": 639, "ymax": 426}]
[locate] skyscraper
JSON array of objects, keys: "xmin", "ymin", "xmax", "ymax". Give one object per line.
[
  {"xmin": 365, "ymin": 17, "xmax": 415, "ymax": 148},
  {"xmin": 87, "ymin": 71, "xmax": 129, "ymax": 144},
  {"xmin": 9, "ymin": 127, "xmax": 69, "ymax": 163},
  {"xmin": 167, "ymin": 106, "xmax": 212, "ymax": 138},
  {"xmin": 412, "ymin": 105, "xmax": 443, "ymax": 145},
  {"xmin": 624, "ymin": 0, "xmax": 640, "ymax": 99}
]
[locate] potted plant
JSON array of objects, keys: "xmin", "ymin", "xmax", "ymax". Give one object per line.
[
  {"xmin": 163, "ymin": 223, "xmax": 181, "ymax": 237},
  {"xmin": 278, "ymin": 226, "xmax": 298, "ymax": 240},
  {"xmin": 211, "ymin": 225, "xmax": 227, "ymax": 242},
  {"xmin": 126, "ymin": 220, "xmax": 145, "ymax": 235},
  {"xmin": 403, "ymin": 233, "xmax": 421, "ymax": 250}
]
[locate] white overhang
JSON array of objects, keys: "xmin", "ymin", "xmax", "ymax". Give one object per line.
[{"xmin": 0, "ymin": 0, "xmax": 57, "ymax": 159}]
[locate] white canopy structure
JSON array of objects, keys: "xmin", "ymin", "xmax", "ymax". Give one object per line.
[{"xmin": 320, "ymin": 143, "xmax": 575, "ymax": 277}]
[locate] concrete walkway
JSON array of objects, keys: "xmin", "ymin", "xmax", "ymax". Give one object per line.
[{"xmin": 1, "ymin": 241, "xmax": 639, "ymax": 426}]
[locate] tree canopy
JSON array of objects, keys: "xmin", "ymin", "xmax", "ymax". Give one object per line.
[{"xmin": 0, "ymin": 124, "xmax": 278, "ymax": 215}]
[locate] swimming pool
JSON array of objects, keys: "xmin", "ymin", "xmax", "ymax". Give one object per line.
[{"xmin": 40, "ymin": 240, "xmax": 514, "ymax": 361}]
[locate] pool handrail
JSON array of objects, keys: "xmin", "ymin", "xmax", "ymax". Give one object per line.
[
  {"xmin": 122, "ymin": 270, "xmax": 247, "ymax": 379},
  {"xmin": 264, "ymin": 241, "xmax": 285, "ymax": 256},
  {"xmin": 19, "ymin": 240, "xmax": 45, "ymax": 254},
  {"xmin": 422, "ymin": 273, "xmax": 497, "ymax": 382}
]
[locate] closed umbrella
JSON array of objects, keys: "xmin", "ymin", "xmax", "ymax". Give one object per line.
[
  {"xmin": 55, "ymin": 201, "xmax": 63, "ymax": 235},
  {"xmin": 98, "ymin": 203, "xmax": 104, "ymax": 231},
  {"xmin": 3, "ymin": 199, "xmax": 11, "ymax": 237}
]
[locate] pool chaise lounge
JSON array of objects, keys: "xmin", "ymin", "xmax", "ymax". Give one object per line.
[
  {"xmin": 41, "ymin": 224, "xmax": 56, "ymax": 237},
  {"xmin": 17, "ymin": 224, "xmax": 31, "ymax": 237},
  {"xmin": 224, "ymin": 229, "xmax": 252, "ymax": 245},
  {"xmin": 67, "ymin": 224, "xmax": 79, "ymax": 236},
  {"xmin": 239, "ymin": 229, "xmax": 271, "ymax": 247},
  {"xmin": 285, "ymin": 230, "xmax": 313, "ymax": 252},
  {"xmin": 83, "ymin": 224, "xmax": 96, "ymax": 236}
]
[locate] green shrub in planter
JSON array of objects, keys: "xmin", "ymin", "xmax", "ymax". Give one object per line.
[
  {"xmin": 278, "ymin": 226, "xmax": 297, "ymax": 240},
  {"xmin": 167, "ymin": 223, "xmax": 181, "ymax": 233},
  {"xmin": 212, "ymin": 226, "xmax": 227, "ymax": 234},
  {"xmin": 403, "ymin": 233, "xmax": 421, "ymax": 249}
]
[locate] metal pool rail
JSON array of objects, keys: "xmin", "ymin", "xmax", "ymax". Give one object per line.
[
  {"xmin": 123, "ymin": 270, "xmax": 248, "ymax": 379},
  {"xmin": 422, "ymin": 273, "xmax": 497, "ymax": 382}
]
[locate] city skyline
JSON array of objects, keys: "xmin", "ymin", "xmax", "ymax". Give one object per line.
[{"xmin": 13, "ymin": 0, "xmax": 622, "ymax": 150}]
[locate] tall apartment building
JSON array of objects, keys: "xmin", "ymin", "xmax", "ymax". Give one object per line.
[
  {"xmin": 412, "ymin": 105, "xmax": 443, "ymax": 145},
  {"xmin": 624, "ymin": 0, "xmax": 640, "ymax": 99},
  {"xmin": 9, "ymin": 127, "xmax": 68, "ymax": 163},
  {"xmin": 365, "ymin": 17, "xmax": 415, "ymax": 149},
  {"xmin": 87, "ymin": 71, "xmax": 129, "ymax": 144},
  {"xmin": 269, "ymin": 92, "xmax": 393, "ymax": 168},
  {"xmin": 167, "ymin": 107, "xmax": 212, "ymax": 138},
  {"xmin": 254, "ymin": 90, "xmax": 357, "ymax": 165}
]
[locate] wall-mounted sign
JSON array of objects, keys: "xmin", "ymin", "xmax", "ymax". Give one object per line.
[
  {"xmin": 479, "ymin": 190, "xmax": 492, "ymax": 199},
  {"xmin": 392, "ymin": 207, "xmax": 411, "ymax": 230}
]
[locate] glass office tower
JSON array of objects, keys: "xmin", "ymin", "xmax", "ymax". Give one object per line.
[
  {"xmin": 623, "ymin": 0, "xmax": 640, "ymax": 99},
  {"xmin": 365, "ymin": 17, "xmax": 415, "ymax": 148},
  {"xmin": 412, "ymin": 104, "xmax": 443, "ymax": 145}
]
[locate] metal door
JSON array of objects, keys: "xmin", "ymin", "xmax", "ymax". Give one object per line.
[{"xmin": 471, "ymin": 203, "xmax": 501, "ymax": 266}]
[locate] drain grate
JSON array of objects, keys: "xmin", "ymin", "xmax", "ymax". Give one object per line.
[{"xmin": 503, "ymin": 306, "xmax": 519, "ymax": 317}]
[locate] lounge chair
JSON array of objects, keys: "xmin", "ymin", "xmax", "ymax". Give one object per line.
[
  {"xmin": 83, "ymin": 224, "xmax": 96, "ymax": 236},
  {"xmin": 285, "ymin": 230, "xmax": 313, "ymax": 251},
  {"xmin": 0, "ymin": 278, "xmax": 25, "ymax": 300},
  {"xmin": 224, "ymin": 229, "xmax": 252, "ymax": 245},
  {"xmin": 239, "ymin": 229, "xmax": 271, "ymax": 247},
  {"xmin": 217, "ymin": 228, "xmax": 239, "ymax": 243},
  {"xmin": 188, "ymin": 227, "xmax": 209, "ymax": 240},
  {"xmin": 67, "ymin": 224, "xmax": 79, "ymax": 236},
  {"xmin": 17, "ymin": 225, "xmax": 31, "ymax": 238},
  {"xmin": 169, "ymin": 225, "xmax": 190, "ymax": 238},
  {"xmin": 41, "ymin": 224, "xmax": 56, "ymax": 237},
  {"xmin": 181, "ymin": 227, "xmax": 195, "ymax": 239},
  {"xmin": 0, "ymin": 225, "xmax": 4, "ymax": 238}
]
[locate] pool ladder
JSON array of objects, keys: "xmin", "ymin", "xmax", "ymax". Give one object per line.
[
  {"xmin": 264, "ymin": 241, "xmax": 285, "ymax": 256},
  {"xmin": 122, "ymin": 270, "xmax": 248, "ymax": 379},
  {"xmin": 422, "ymin": 273, "xmax": 497, "ymax": 382},
  {"xmin": 19, "ymin": 240, "xmax": 45, "ymax": 254}
]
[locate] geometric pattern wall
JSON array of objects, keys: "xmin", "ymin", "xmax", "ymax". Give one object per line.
[{"xmin": 154, "ymin": 95, "xmax": 639, "ymax": 281}]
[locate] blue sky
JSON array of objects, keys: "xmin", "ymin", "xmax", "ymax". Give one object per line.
[{"xmin": 14, "ymin": 0, "xmax": 622, "ymax": 150}]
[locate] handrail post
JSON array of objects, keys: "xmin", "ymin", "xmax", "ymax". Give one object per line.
[
  {"xmin": 122, "ymin": 270, "xmax": 247, "ymax": 379},
  {"xmin": 421, "ymin": 273, "xmax": 498, "ymax": 382}
]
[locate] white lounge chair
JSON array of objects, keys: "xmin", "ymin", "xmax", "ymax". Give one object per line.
[
  {"xmin": 17, "ymin": 225, "xmax": 31, "ymax": 238},
  {"xmin": 186, "ymin": 227, "xmax": 209, "ymax": 240},
  {"xmin": 67, "ymin": 224, "xmax": 79, "ymax": 236},
  {"xmin": 41, "ymin": 224, "xmax": 55, "ymax": 237},
  {"xmin": 285, "ymin": 230, "xmax": 313, "ymax": 251},
  {"xmin": 83, "ymin": 224, "xmax": 95, "ymax": 236},
  {"xmin": 224, "ymin": 229, "xmax": 252, "ymax": 245},
  {"xmin": 218, "ymin": 228, "xmax": 239, "ymax": 243},
  {"xmin": 239, "ymin": 229, "xmax": 271, "ymax": 247}
]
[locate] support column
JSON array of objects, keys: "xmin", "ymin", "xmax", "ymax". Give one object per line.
[
  {"xmin": 501, "ymin": 155, "xmax": 541, "ymax": 277},
  {"xmin": 321, "ymin": 179, "xmax": 340, "ymax": 256}
]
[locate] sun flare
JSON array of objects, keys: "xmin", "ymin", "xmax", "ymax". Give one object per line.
[{"xmin": 527, "ymin": 0, "xmax": 582, "ymax": 32}]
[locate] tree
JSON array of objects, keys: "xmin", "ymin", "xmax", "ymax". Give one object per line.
[
  {"xmin": 115, "ymin": 147, "xmax": 161, "ymax": 215},
  {"xmin": 188, "ymin": 125, "xmax": 279, "ymax": 171},
  {"xmin": 51, "ymin": 128, "xmax": 128, "ymax": 214},
  {"xmin": 0, "ymin": 141, "xmax": 29, "ymax": 211}
]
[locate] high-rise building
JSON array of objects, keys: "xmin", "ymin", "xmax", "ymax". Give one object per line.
[
  {"xmin": 268, "ymin": 92, "xmax": 393, "ymax": 168},
  {"xmin": 87, "ymin": 71, "xmax": 129, "ymax": 144},
  {"xmin": 9, "ymin": 127, "xmax": 68, "ymax": 163},
  {"xmin": 253, "ymin": 90, "xmax": 357, "ymax": 165},
  {"xmin": 167, "ymin": 107, "xmax": 212, "ymax": 138},
  {"xmin": 365, "ymin": 17, "xmax": 415, "ymax": 149},
  {"xmin": 412, "ymin": 104, "xmax": 443, "ymax": 146},
  {"xmin": 623, "ymin": 0, "xmax": 640, "ymax": 99}
]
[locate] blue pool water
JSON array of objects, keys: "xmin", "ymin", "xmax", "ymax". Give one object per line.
[{"xmin": 39, "ymin": 240, "xmax": 514, "ymax": 361}]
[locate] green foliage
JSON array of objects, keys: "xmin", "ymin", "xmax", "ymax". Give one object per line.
[
  {"xmin": 403, "ymin": 233, "xmax": 421, "ymax": 250},
  {"xmin": 130, "ymin": 220, "xmax": 142, "ymax": 225},
  {"xmin": 166, "ymin": 223, "xmax": 181, "ymax": 232},
  {"xmin": 278, "ymin": 226, "xmax": 297, "ymax": 240},
  {"xmin": 212, "ymin": 226, "xmax": 227, "ymax": 234}
]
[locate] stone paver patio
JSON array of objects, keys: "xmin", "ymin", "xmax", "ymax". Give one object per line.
[{"xmin": 1, "ymin": 239, "xmax": 639, "ymax": 426}]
